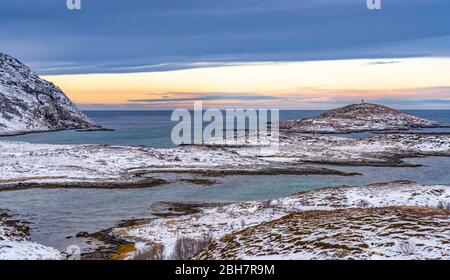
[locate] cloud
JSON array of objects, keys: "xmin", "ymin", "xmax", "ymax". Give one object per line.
[
  {"xmin": 372, "ymin": 98, "xmax": 450, "ymax": 105},
  {"xmin": 302, "ymin": 96, "xmax": 450, "ymax": 109},
  {"xmin": 364, "ymin": 61, "xmax": 401, "ymax": 66},
  {"xmin": 108, "ymin": 61, "xmax": 275, "ymax": 73},
  {"xmin": 270, "ymin": 86, "xmax": 450, "ymax": 109},
  {"xmin": 3, "ymin": 0, "xmax": 450, "ymax": 75},
  {"xmin": 128, "ymin": 94, "xmax": 281, "ymax": 103}
]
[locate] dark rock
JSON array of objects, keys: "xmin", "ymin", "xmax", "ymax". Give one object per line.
[{"xmin": 76, "ymin": 231, "xmax": 90, "ymax": 238}]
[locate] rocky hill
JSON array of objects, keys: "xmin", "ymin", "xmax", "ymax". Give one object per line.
[
  {"xmin": 195, "ymin": 206, "xmax": 450, "ymax": 260},
  {"xmin": 281, "ymin": 103, "xmax": 446, "ymax": 133},
  {"xmin": 0, "ymin": 53, "xmax": 99, "ymax": 136}
]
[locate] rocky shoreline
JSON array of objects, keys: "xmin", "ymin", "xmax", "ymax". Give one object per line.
[
  {"xmin": 0, "ymin": 210, "xmax": 63, "ymax": 260},
  {"xmin": 77, "ymin": 202, "xmax": 228, "ymax": 260},
  {"xmin": 1, "ymin": 132, "xmax": 449, "ymax": 190},
  {"xmin": 1, "ymin": 125, "xmax": 449, "ymax": 260},
  {"xmin": 1, "ymin": 97, "xmax": 450, "ymax": 259},
  {"xmin": 109, "ymin": 181, "xmax": 450, "ymax": 260},
  {"xmin": 0, "ymin": 178, "xmax": 168, "ymax": 192},
  {"xmin": 2, "ymin": 180, "xmax": 449, "ymax": 260}
]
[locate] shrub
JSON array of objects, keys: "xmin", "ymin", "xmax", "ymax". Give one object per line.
[
  {"xmin": 398, "ymin": 239, "xmax": 416, "ymax": 256},
  {"xmin": 260, "ymin": 200, "xmax": 273, "ymax": 209},
  {"xmin": 240, "ymin": 219, "xmax": 246, "ymax": 228},
  {"xmin": 132, "ymin": 243, "xmax": 165, "ymax": 260},
  {"xmin": 355, "ymin": 199, "xmax": 370, "ymax": 208},
  {"xmin": 169, "ymin": 234, "xmax": 213, "ymax": 260},
  {"xmin": 436, "ymin": 200, "xmax": 450, "ymax": 210}
]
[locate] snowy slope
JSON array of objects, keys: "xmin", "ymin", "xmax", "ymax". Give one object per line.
[
  {"xmin": 115, "ymin": 181, "xmax": 450, "ymax": 260},
  {"xmin": 0, "ymin": 53, "xmax": 98, "ymax": 136},
  {"xmin": 196, "ymin": 207, "xmax": 450, "ymax": 260}
]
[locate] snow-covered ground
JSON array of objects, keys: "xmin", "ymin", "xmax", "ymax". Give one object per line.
[
  {"xmin": 223, "ymin": 133, "xmax": 450, "ymax": 165},
  {"xmin": 0, "ymin": 141, "xmax": 269, "ymax": 185},
  {"xmin": 0, "ymin": 130, "xmax": 449, "ymax": 259},
  {"xmin": 114, "ymin": 181, "xmax": 450, "ymax": 260},
  {"xmin": 0, "ymin": 218, "xmax": 63, "ymax": 260},
  {"xmin": 1, "ymin": 133, "xmax": 449, "ymax": 187},
  {"xmin": 197, "ymin": 206, "xmax": 450, "ymax": 260}
]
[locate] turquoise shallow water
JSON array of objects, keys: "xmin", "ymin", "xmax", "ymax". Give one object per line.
[{"xmin": 0, "ymin": 110, "xmax": 449, "ymax": 254}]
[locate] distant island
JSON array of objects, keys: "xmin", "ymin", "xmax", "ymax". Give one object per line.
[{"xmin": 281, "ymin": 103, "xmax": 448, "ymax": 133}]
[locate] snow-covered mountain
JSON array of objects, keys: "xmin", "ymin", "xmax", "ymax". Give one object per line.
[
  {"xmin": 281, "ymin": 103, "xmax": 446, "ymax": 133},
  {"xmin": 0, "ymin": 53, "xmax": 99, "ymax": 136}
]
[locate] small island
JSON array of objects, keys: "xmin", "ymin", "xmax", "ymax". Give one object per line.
[{"xmin": 281, "ymin": 103, "xmax": 448, "ymax": 133}]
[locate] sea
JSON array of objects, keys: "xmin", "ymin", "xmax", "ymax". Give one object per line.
[
  {"xmin": 0, "ymin": 110, "xmax": 449, "ymax": 254},
  {"xmin": 1, "ymin": 110, "xmax": 450, "ymax": 147}
]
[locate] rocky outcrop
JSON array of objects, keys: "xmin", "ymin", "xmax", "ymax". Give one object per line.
[
  {"xmin": 0, "ymin": 53, "xmax": 99, "ymax": 136},
  {"xmin": 281, "ymin": 103, "xmax": 447, "ymax": 133},
  {"xmin": 0, "ymin": 212, "xmax": 63, "ymax": 260}
]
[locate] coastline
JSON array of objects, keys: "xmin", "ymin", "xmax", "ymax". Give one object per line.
[
  {"xmin": 2, "ymin": 180, "xmax": 448, "ymax": 260},
  {"xmin": 0, "ymin": 210, "xmax": 63, "ymax": 260},
  {"xmin": 3, "ymin": 0, "xmax": 450, "ymax": 264},
  {"xmin": 1, "ymin": 132, "xmax": 450, "ymax": 190},
  {"xmin": 110, "ymin": 180, "xmax": 450, "ymax": 260},
  {"xmin": 1, "ymin": 108, "xmax": 449, "ymax": 260},
  {"xmin": 0, "ymin": 132, "xmax": 449, "ymax": 259}
]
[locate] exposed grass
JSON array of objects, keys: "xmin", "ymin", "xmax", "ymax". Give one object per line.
[
  {"xmin": 0, "ymin": 176, "xmax": 64, "ymax": 183},
  {"xmin": 109, "ymin": 243, "xmax": 137, "ymax": 260},
  {"xmin": 194, "ymin": 207, "xmax": 450, "ymax": 260}
]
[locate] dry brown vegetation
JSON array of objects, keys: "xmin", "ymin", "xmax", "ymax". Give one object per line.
[
  {"xmin": 169, "ymin": 235, "xmax": 213, "ymax": 260},
  {"xmin": 194, "ymin": 207, "xmax": 450, "ymax": 260}
]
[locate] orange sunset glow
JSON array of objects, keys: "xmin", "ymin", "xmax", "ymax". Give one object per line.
[{"xmin": 43, "ymin": 58, "xmax": 450, "ymax": 109}]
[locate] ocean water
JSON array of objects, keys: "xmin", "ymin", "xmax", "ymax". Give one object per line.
[
  {"xmin": 0, "ymin": 110, "xmax": 324, "ymax": 147},
  {"xmin": 0, "ymin": 110, "xmax": 449, "ymax": 147}
]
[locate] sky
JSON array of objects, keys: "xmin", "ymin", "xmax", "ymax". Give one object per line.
[{"xmin": 1, "ymin": 0, "xmax": 450, "ymax": 109}]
